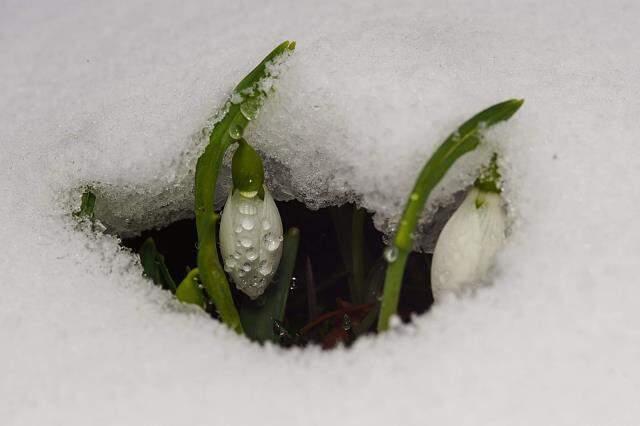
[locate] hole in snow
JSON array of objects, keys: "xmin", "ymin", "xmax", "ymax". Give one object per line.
[{"xmin": 116, "ymin": 200, "xmax": 434, "ymax": 349}]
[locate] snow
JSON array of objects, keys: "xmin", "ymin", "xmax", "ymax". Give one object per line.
[{"xmin": 2, "ymin": 0, "xmax": 640, "ymax": 424}]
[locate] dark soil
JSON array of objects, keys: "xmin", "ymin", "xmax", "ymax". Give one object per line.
[{"xmin": 121, "ymin": 200, "xmax": 433, "ymax": 349}]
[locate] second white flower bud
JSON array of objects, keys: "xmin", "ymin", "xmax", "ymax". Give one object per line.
[{"xmin": 430, "ymin": 187, "xmax": 506, "ymax": 302}]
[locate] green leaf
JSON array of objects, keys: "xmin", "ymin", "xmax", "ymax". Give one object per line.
[
  {"xmin": 195, "ymin": 41, "xmax": 296, "ymax": 334},
  {"xmin": 377, "ymin": 99, "xmax": 524, "ymax": 332},
  {"xmin": 240, "ymin": 227, "xmax": 300, "ymax": 343},
  {"xmin": 74, "ymin": 187, "xmax": 96, "ymax": 220},
  {"xmin": 176, "ymin": 268, "xmax": 205, "ymax": 307},
  {"xmin": 329, "ymin": 205, "xmax": 367, "ymax": 304},
  {"xmin": 139, "ymin": 237, "xmax": 177, "ymax": 292},
  {"xmin": 351, "ymin": 207, "xmax": 366, "ymax": 304}
]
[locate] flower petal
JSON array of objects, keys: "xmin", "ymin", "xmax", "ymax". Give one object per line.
[
  {"xmin": 220, "ymin": 187, "xmax": 283, "ymax": 299},
  {"xmin": 430, "ymin": 188, "xmax": 506, "ymax": 301}
]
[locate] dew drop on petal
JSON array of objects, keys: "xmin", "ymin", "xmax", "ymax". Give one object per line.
[
  {"xmin": 238, "ymin": 201, "xmax": 257, "ymax": 215},
  {"xmin": 246, "ymin": 248, "xmax": 258, "ymax": 261},
  {"xmin": 263, "ymin": 233, "xmax": 280, "ymax": 252},
  {"xmin": 258, "ymin": 260, "xmax": 272, "ymax": 276},
  {"xmin": 240, "ymin": 238, "xmax": 252, "ymax": 248},
  {"xmin": 241, "ymin": 217, "xmax": 255, "ymax": 230},
  {"xmin": 242, "ymin": 262, "xmax": 252, "ymax": 272},
  {"xmin": 262, "ymin": 219, "xmax": 271, "ymax": 231},
  {"xmin": 224, "ymin": 257, "xmax": 236, "ymax": 272}
]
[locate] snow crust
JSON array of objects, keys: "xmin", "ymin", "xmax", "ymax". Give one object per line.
[{"xmin": 2, "ymin": 0, "xmax": 640, "ymax": 424}]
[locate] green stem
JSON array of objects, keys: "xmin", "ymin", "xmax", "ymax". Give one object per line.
[
  {"xmin": 195, "ymin": 126, "xmax": 244, "ymax": 333},
  {"xmin": 351, "ymin": 207, "xmax": 366, "ymax": 304},
  {"xmin": 377, "ymin": 99, "xmax": 524, "ymax": 332},
  {"xmin": 274, "ymin": 228, "xmax": 301, "ymax": 322},
  {"xmin": 195, "ymin": 41, "xmax": 295, "ymax": 334}
]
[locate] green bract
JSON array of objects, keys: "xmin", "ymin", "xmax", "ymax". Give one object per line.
[
  {"xmin": 232, "ymin": 139, "xmax": 265, "ymax": 198},
  {"xmin": 474, "ymin": 153, "xmax": 502, "ymax": 194}
]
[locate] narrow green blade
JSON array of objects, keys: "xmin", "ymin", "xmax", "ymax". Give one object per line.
[
  {"xmin": 139, "ymin": 237, "xmax": 177, "ymax": 292},
  {"xmin": 240, "ymin": 228, "xmax": 300, "ymax": 343}
]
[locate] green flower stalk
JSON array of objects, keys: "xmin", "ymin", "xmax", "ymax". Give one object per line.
[
  {"xmin": 192, "ymin": 41, "xmax": 295, "ymax": 333},
  {"xmin": 377, "ymin": 99, "xmax": 523, "ymax": 332}
]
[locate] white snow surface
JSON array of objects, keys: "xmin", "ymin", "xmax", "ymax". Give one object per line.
[{"xmin": 2, "ymin": 0, "xmax": 640, "ymax": 424}]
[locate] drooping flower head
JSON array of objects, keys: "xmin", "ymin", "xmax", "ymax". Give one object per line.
[
  {"xmin": 430, "ymin": 154, "xmax": 507, "ymax": 301},
  {"xmin": 219, "ymin": 139, "xmax": 283, "ymax": 299}
]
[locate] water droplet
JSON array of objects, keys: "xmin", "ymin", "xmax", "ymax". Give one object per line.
[
  {"xmin": 228, "ymin": 124, "xmax": 242, "ymax": 139},
  {"xmin": 246, "ymin": 248, "xmax": 258, "ymax": 261},
  {"xmin": 224, "ymin": 258, "xmax": 236, "ymax": 272},
  {"xmin": 238, "ymin": 201, "xmax": 257, "ymax": 215},
  {"xmin": 262, "ymin": 219, "xmax": 271, "ymax": 231},
  {"xmin": 384, "ymin": 246, "xmax": 398, "ymax": 262},
  {"xmin": 240, "ymin": 96, "xmax": 262, "ymax": 121},
  {"xmin": 342, "ymin": 314, "xmax": 352, "ymax": 331},
  {"xmin": 241, "ymin": 262, "xmax": 252, "ymax": 272},
  {"xmin": 258, "ymin": 260, "xmax": 272, "ymax": 276},
  {"xmin": 233, "ymin": 251, "xmax": 241, "ymax": 260},
  {"xmin": 241, "ymin": 217, "xmax": 255, "ymax": 230},
  {"xmin": 410, "ymin": 193, "xmax": 419, "ymax": 201},
  {"xmin": 240, "ymin": 238, "xmax": 252, "ymax": 248},
  {"xmin": 289, "ymin": 276, "xmax": 297, "ymax": 290},
  {"xmin": 238, "ymin": 270, "xmax": 246, "ymax": 278},
  {"xmin": 234, "ymin": 225, "xmax": 243, "ymax": 234},
  {"xmin": 263, "ymin": 233, "xmax": 281, "ymax": 251},
  {"xmin": 274, "ymin": 320, "xmax": 288, "ymax": 338},
  {"xmin": 239, "ymin": 190, "xmax": 258, "ymax": 198}
]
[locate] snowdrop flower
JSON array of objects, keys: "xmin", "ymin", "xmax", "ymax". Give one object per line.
[
  {"xmin": 430, "ymin": 158, "xmax": 506, "ymax": 301},
  {"xmin": 219, "ymin": 140, "xmax": 283, "ymax": 299}
]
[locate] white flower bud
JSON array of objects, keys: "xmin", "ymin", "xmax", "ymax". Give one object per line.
[
  {"xmin": 219, "ymin": 187, "xmax": 283, "ymax": 299},
  {"xmin": 430, "ymin": 187, "xmax": 506, "ymax": 301}
]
